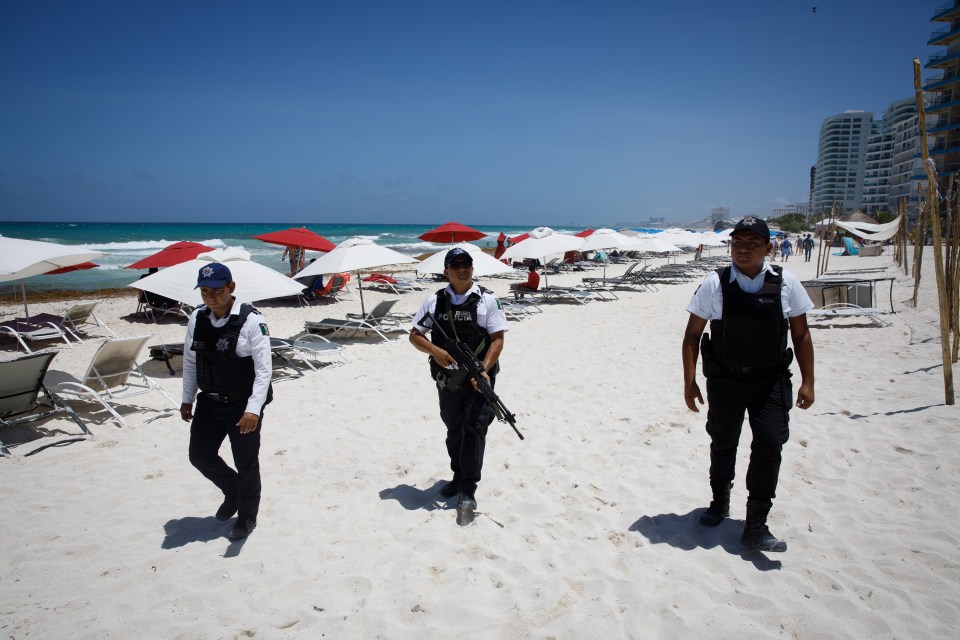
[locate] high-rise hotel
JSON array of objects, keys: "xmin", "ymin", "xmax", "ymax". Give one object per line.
[{"xmin": 925, "ymin": 2, "xmax": 960, "ymax": 188}]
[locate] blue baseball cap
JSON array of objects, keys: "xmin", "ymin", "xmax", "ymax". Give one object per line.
[
  {"xmin": 444, "ymin": 247, "xmax": 473, "ymax": 268},
  {"xmin": 195, "ymin": 263, "xmax": 233, "ymax": 288}
]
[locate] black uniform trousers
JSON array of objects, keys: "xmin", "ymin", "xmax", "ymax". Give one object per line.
[
  {"xmin": 705, "ymin": 372, "xmax": 792, "ymax": 502},
  {"xmin": 188, "ymin": 394, "xmax": 264, "ymax": 520},
  {"xmin": 438, "ymin": 380, "xmax": 496, "ymax": 499}
]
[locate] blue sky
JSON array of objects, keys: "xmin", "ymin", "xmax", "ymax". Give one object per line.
[{"xmin": 0, "ymin": 1, "xmax": 941, "ymax": 226}]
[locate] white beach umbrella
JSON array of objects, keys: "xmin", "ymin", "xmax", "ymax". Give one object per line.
[
  {"xmin": 623, "ymin": 235, "xmax": 683, "ymax": 254},
  {"xmin": 577, "ymin": 228, "xmax": 638, "ymax": 278},
  {"xmin": 0, "ymin": 236, "xmax": 103, "ymax": 283},
  {"xmin": 696, "ymin": 232, "xmax": 728, "ymax": 247},
  {"xmin": 499, "ymin": 227, "xmax": 585, "ymax": 286},
  {"xmin": 0, "ymin": 236, "xmax": 105, "ymax": 317},
  {"xmin": 653, "ymin": 228, "xmax": 704, "ymax": 249},
  {"xmin": 415, "ymin": 242, "xmax": 514, "ymax": 277},
  {"xmin": 129, "ymin": 247, "xmax": 305, "ymax": 307},
  {"xmin": 294, "ymin": 237, "xmax": 418, "ymax": 315}
]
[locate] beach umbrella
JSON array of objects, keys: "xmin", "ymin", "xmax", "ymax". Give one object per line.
[
  {"xmin": 418, "ymin": 221, "xmax": 486, "ymax": 244},
  {"xmin": 125, "ymin": 241, "xmax": 216, "ymax": 270},
  {"xmin": 577, "ymin": 228, "xmax": 638, "ymax": 278},
  {"xmin": 493, "ymin": 232, "xmax": 507, "ymax": 259},
  {"xmin": 416, "ymin": 242, "xmax": 515, "ymax": 277},
  {"xmin": 623, "ymin": 235, "xmax": 682, "ymax": 255},
  {"xmin": 44, "ymin": 262, "xmax": 99, "ymax": 275},
  {"xmin": 295, "ymin": 237, "xmax": 418, "ymax": 315},
  {"xmin": 251, "ymin": 227, "xmax": 335, "ymax": 253},
  {"xmin": 129, "ymin": 247, "xmax": 305, "ymax": 307},
  {"xmin": 0, "ymin": 236, "xmax": 105, "ymax": 317},
  {"xmin": 500, "ymin": 227, "xmax": 585, "ymax": 286},
  {"xmin": 575, "ymin": 229, "xmax": 595, "ymax": 238}
]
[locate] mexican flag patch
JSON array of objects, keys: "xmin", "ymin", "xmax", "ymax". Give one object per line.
[{"xmin": 259, "ymin": 323, "xmax": 269, "ymax": 336}]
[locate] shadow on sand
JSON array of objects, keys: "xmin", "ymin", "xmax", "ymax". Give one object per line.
[
  {"xmin": 378, "ymin": 481, "xmax": 457, "ymax": 512},
  {"xmin": 162, "ymin": 515, "xmax": 247, "ymax": 556},
  {"xmin": 630, "ymin": 509, "xmax": 783, "ymax": 571}
]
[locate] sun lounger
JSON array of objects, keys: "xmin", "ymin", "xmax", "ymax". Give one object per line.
[
  {"xmin": 807, "ymin": 303, "xmax": 892, "ymax": 327},
  {"xmin": 304, "ymin": 299, "xmax": 406, "ymax": 342},
  {"xmin": 1, "ymin": 351, "xmax": 90, "ymax": 456},
  {"xmin": 19, "ymin": 301, "xmax": 118, "ymax": 344},
  {"xmin": 0, "ymin": 318, "xmax": 74, "ymax": 353},
  {"xmin": 272, "ymin": 334, "xmax": 348, "ymax": 372},
  {"xmin": 47, "ymin": 335, "xmax": 178, "ymax": 428}
]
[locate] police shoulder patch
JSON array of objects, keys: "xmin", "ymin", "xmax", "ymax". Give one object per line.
[
  {"xmin": 259, "ymin": 323, "xmax": 269, "ymax": 336},
  {"xmin": 495, "ymin": 299, "xmax": 502, "ymax": 310}
]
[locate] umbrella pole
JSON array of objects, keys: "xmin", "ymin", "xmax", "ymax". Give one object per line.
[
  {"xmin": 357, "ymin": 274, "xmax": 366, "ymax": 316},
  {"xmin": 21, "ymin": 283, "xmax": 29, "ymax": 318}
]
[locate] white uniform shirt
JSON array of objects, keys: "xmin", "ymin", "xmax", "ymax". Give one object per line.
[
  {"xmin": 182, "ymin": 299, "xmax": 273, "ymax": 415},
  {"xmin": 411, "ymin": 282, "xmax": 510, "ymax": 336},
  {"xmin": 686, "ymin": 261, "xmax": 813, "ymax": 321}
]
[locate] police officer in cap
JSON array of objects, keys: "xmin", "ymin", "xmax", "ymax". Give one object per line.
[
  {"xmin": 409, "ymin": 247, "xmax": 509, "ymax": 525},
  {"xmin": 180, "ymin": 262, "xmax": 273, "ymax": 540},
  {"xmin": 681, "ymin": 217, "xmax": 815, "ymax": 552}
]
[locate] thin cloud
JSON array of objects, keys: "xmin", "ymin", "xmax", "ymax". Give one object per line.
[
  {"xmin": 338, "ymin": 174, "xmax": 364, "ymax": 190},
  {"xmin": 381, "ymin": 174, "xmax": 413, "ymax": 189},
  {"xmin": 56, "ymin": 173, "xmax": 107, "ymax": 191}
]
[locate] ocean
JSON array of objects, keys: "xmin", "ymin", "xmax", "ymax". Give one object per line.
[{"xmin": 0, "ymin": 221, "xmax": 579, "ymax": 292}]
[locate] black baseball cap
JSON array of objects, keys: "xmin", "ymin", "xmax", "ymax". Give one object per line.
[
  {"xmin": 444, "ymin": 247, "xmax": 474, "ymax": 268},
  {"xmin": 731, "ymin": 217, "xmax": 771, "ymax": 242}
]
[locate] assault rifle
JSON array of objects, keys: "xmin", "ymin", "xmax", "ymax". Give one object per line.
[{"xmin": 424, "ymin": 312, "xmax": 523, "ymax": 440}]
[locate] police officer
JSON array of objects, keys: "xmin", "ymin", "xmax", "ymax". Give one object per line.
[
  {"xmin": 681, "ymin": 217, "xmax": 815, "ymax": 552},
  {"xmin": 409, "ymin": 247, "xmax": 509, "ymax": 525},
  {"xmin": 180, "ymin": 263, "xmax": 273, "ymax": 540}
]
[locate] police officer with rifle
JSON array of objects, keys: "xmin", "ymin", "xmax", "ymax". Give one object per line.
[{"xmin": 410, "ymin": 247, "xmax": 512, "ymax": 525}]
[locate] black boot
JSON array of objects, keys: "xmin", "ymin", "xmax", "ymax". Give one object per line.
[
  {"xmin": 698, "ymin": 483, "xmax": 731, "ymax": 527},
  {"xmin": 740, "ymin": 498, "xmax": 787, "ymax": 552}
]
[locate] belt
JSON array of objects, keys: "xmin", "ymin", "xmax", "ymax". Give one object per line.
[{"xmin": 201, "ymin": 392, "xmax": 243, "ymax": 404}]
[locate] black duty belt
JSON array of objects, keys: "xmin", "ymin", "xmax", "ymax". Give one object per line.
[{"xmin": 201, "ymin": 392, "xmax": 244, "ymax": 404}]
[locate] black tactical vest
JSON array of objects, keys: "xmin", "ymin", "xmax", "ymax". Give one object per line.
[
  {"xmin": 706, "ymin": 266, "xmax": 788, "ymax": 377},
  {"xmin": 428, "ymin": 287, "xmax": 496, "ymax": 380},
  {"xmin": 192, "ymin": 303, "xmax": 260, "ymax": 399}
]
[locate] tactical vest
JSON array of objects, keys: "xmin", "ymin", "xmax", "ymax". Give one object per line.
[
  {"xmin": 428, "ymin": 287, "xmax": 498, "ymax": 381},
  {"xmin": 192, "ymin": 303, "xmax": 263, "ymax": 400},
  {"xmin": 705, "ymin": 266, "xmax": 788, "ymax": 378}
]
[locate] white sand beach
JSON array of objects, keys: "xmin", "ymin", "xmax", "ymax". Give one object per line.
[{"xmin": 2, "ymin": 249, "xmax": 958, "ymax": 639}]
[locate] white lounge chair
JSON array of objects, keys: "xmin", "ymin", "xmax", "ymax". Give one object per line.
[
  {"xmin": 19, "ymin": 301, "xmax": 118, "ymax": 344},
  {"xmin": 304, "ymin": 299, "xmax": 406, "ymax": 342},
  {"xmin": 807, "ymin": 303, "xmax": 892, "ymax": 328},
  {"xmin": 0, "ymin": 318, "xmax": 73, "ymax": 353},
  {"xmin": 47, "ymin": 335, "xmax": 178, "ymax": 428},
  {"xmin": 272, "ymin": 334, "xmax": 348, "ymax": 372},
  {"xmin": 1, "ymin": 351, "xmax": 90, "ymax": 455}
]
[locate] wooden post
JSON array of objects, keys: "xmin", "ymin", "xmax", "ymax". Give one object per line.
[
  {"xmin": 914, "ymin": 58, "xmax": 955, "ymax": 404},
  {"xmin": 914, "ymin": 183, "xmax": 927, "ymax": 307}
]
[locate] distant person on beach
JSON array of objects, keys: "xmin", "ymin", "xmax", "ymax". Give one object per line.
[
  {"xmin": 509, "ymin": 263, "xmax": 540, "ymax": 298},
  {"xmin": 802, "ymin": 234, "xmax": 815, "ymax": 262},
  {"xmin": 281, "ymin": 245, "xmax": 304, "ymax": 276},
  {"xmin": 681, "ymin": 217, "xmax": 815, "ymax": 553},
  {"xmin": 180, "ymin": 263, "xmax": 273, "ymax": 540},
  {"xmin": 409, "ymin": 247, "xmax": 509, "ymax": 526},
  {"xmin": 769, "ymin": 237, "xmax": 779, "ymax": 262},
  {"xmin": 780, "ymin": 236, "xmax": 792, "ymax": 262}
]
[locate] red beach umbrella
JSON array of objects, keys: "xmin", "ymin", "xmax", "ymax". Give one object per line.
[
  {"xmin": 45, "ymin": 261, "xmax": 99, "ymax": 275},
  {"xmin": 418, "ymin": 221, "xmax": 486, "ymax": 244},
  {"xmin": 252, "ymin": 227, "xmax": 335, "ymax": 252},
  {"xmin": 125, "ymin": 241, "xmax": 216, "ymax": 270},
  {"xmin": 494, "ymin": 232, "xmax": 507, "ymax": 259},
  {"xmin": 509, "ymin": 233, "xmax": 529, "ymax": 244},
  {"xmin": 576, "ymin": 228, "xmax": 595, "ymax": 238}
]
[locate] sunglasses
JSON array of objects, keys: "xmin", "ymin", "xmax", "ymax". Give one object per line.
[{"xmin": 448, "ymin": 261, "xmax": 473, "ymax": 270}]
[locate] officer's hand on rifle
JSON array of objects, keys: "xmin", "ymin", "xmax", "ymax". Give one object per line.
[
  {"xmin": 470, "ymin": 370, "xmax": 492, "ymax": 393},
  {"xmin": 430, "ymin": 345, "xmax": 457, "ymax": 368}
]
